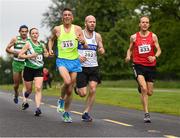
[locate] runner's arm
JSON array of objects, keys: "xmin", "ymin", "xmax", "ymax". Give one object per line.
[
  {"xmin": 125, "ymin": 35, "xmax": 134, "ymax": 63},
  {"xmin": 75, "ymin": 26, "xmax": 88, "ymax": 49},
  {"xmin": 43, "ymin": 45, "xmax": 49, "ymax": 57},
  {"xmin": 6, "ymin": 37, "xmax": 18, "ymax": 55},
  {"xmin": 153, "ymin": 34, "xmax": 161, "ymax": 58},
  {"xmin": 148, "ymin": 34, "xmax": 162, "ymax": 62},
  {"xmin": 18, "ymin": 42, "xmax": 37, "ymax": 59},
  {"xmin": 96, "ymin": 33, "xmax": 105, "ymax": 55},
  {"xmin": 48, "ymin": 27, "xmax": 58, "ymax": 56}
]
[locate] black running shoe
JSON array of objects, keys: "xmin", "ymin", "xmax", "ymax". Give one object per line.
[
  {"xmin": 13, "ymin": 96, "xmax": 18, "ymax": 104},
  {"xmin": 144, "ymin": 113, "xmax": 151, "ymax": 123},
  {"xmin": 34, "ymin": 108, "xmax": 42, "ymax": 116},
  {"xmin": 24, "ymin": 92, "xmax": 29, "ymax": 98},
  {"xmin": 24, "ymin": 92, "xmax": 30, "ymax": 98},
  {"xmin": 82, "ymin": 112, "xmax": 92, "ymax": 122},
  {"xmin": 22, "ymin": 103, "xmax": 29, "ymax": 110},
  {"xmin": 74, "ymin": 86, "xmax": 78, "ymax": 95}
]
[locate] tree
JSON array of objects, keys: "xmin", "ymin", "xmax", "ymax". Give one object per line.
[{"xmin": 42, "ymin": 0, "xmax": 180, "ymax": 80}]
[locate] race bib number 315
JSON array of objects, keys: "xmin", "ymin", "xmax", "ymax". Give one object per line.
[{"xmin": 138, "ymin": 44, "xmax": 151, "ymax": 54}]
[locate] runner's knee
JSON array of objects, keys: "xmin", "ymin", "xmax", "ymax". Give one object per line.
[
  {"xmin": 141, "ymin": 87, "xmax": 148, "ymax": 94},
  {"xmin": 147, "ymin": 90, "xmax": 153, "ymax": 96},
  {"xmin": 64, "ymin": 80, "xmax": 72, "ymax": 86},
  {"xmin": 35, "ymin": 86, "xmax": 41, "ymax": 92},
  {"xmin": 78, "ymin": 89, "xmax": 86, "ymax": 97},
  {"xmin": 89, "ymin": 87, "xmax": 96, "ymax": 94},
  {"xmin": 14, "ymin": 84, "xmax": 19, "ymax": 90}
]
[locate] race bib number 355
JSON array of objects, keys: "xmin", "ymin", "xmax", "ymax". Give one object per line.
[
  {"xmin": 138, "ymin": 44, "xmax": 151, "ymax": 54},
  {"xmin": 62, "ymin": 40, "xmax": 74, "ymax": 49}
]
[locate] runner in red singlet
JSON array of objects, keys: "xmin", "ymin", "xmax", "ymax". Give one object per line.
[{"xmin": 125, "ymin": 16, "xmax": 161, "ymax": 123}]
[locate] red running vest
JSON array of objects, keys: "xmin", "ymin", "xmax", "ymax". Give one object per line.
[{"xmin": 132, "ymin": 32, "xmax": 156, "ymax": 66}]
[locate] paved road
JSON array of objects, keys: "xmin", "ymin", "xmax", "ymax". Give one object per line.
[{"xmin": 0, "ymin": 90, "xmax": 179, "ymax": 137}]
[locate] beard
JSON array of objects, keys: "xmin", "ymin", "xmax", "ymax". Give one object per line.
[{"xmin": 87, "ymin": 26, "xmax": 95, "ymax": 32}]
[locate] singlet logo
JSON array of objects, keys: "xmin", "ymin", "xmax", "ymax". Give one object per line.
[
  {"xmin": 138, "ymin": 44, "xmax": 151, "ymax": 54},
  {"xmin": 16, "ymin": 44, "xmax": 24, "ymax": 48},
  {"xmin": 92, "ymin": 39, "xmax": 96, "ymax": 44},
  {"xmin": 62, "ymin": 40, "xmax": 74, "ymax": 49}
]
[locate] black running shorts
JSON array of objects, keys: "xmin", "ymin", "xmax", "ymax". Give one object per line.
[
  {"xmin": 132, "ymin": 64, "xmax": 156, "ymax": 82},
  {"xmin": 23, "ymin": 66, "xmax": 43, "ymax": 81},
  {"xmin": 76, "ymin": 67, "xmax": 101, "ymax": 88}
]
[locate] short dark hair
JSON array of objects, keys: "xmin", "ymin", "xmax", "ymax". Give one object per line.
[
  {"xmin": 62, "ymin": 7, "xmax": 72, "ymax": 14},
  {"xmin": 19, "ymin": 25, "xmax": 28, "ymax": 31}
]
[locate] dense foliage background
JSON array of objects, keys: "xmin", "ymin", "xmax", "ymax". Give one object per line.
[{"xmin": 1, "ymin": 0, "xmax": 180, "ymax": 84}]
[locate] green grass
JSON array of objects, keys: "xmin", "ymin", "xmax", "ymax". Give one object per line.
[
  {"xmin": 101, "ymin": 80, "xmax": 180, "ymax": 89},
  {"xmin": 1, "ymin": 80, "xmax": 180, "ymax": 116},
  {"xmin": 95, "ymin": 87, "xmax": 180, "ymax": 116}
]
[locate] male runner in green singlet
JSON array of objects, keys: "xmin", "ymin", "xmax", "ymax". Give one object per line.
[
  {"xmin": 48, "ymin": 8, "xmax": 87, "ymax": 123},
  {"xmin": 6, "ymin": 25, "xmax": 29, "ymax": 104}
]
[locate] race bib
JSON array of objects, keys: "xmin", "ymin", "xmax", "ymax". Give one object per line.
[
  {"xmin": 138, "ymin": 44, "xmax": 151, "ymax": 54},
  {"xmin": 36, "ymin": 55, "xmax": 43, "ymax": 62},
  {"xmin": 83, "ymin": 50, "xmax": 96, "ymax": 59},
  {"xmin": 62, "ymin": 40, "xmax": 74, "ymax": 49}
]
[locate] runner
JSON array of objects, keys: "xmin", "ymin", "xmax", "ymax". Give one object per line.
[
  {"xmin": 75, "ymin": 15, "xmax": 105, "ymax": 122},
  {"xmin": 6, "ymin": 25, "xmax": 29, "ymax": 104},
  {"xmin": 48, "ymin": 8, "xmax": 87, "ymax": 123},
  {"xmin": 18, "ymin": 28, "xmax": 49, "ymax": 116},
  {"xmin": 125, "ymin": 16, "xmax": 161, "ymax": 123}
]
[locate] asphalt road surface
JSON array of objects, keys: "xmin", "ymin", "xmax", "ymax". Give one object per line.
[{"xmin": 0, "ymin": 90, "xmax": 179, "ymax": 137}]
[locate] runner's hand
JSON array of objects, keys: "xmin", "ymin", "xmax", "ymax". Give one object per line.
[
  {"xmin": 49, "ymin": 50, "xmax": 54, "ymax": 56},
  {"xmin": 43, "ymin": 51, "xmax": 49, "ymax": 57},
  {"xmin": 76, "ymin": 36, "xmax": 85, "ymax": 45},
  {"xmin": 79, "ymin": 55, "xmax": 87, "ymax": 63},
  {"xmin": 148, "ymin": 56, "xmax": 156, "ymax": 62},
  {"xmin": 125, "ymin": 56, "xmax": 131, "ymax": 63},
  {"xmin": 98, "ymin": 47, "xmax": 105, "ymax": 55}
]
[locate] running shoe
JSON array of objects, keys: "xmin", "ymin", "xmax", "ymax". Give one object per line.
[
  {"xmin": 24, "ymin": 91, "xmax": 30, "ymax": 98},
  {"xmin": 13, "ymin": 96, "xmax": 18, "ymax": 104},
  {"xmin": 22, "ymin": 102, "xmax": 29, "ymax": 110},
  {"xmin": 34, "ymin": 108, "xmax": 42, "ymax": 116},
  {"xmin": 57, "ymin": 99, "xmax": 65, "ymax": 113},
  {"xmin": 82, "ymin": 112, "xmax": 93, "ymax": 122},
  {"xmin": 144, "ymin": 113, "xmax": 151, "ymax": 123},
  {"xmin": 62, "ymin": 112, "xmax": 72, "ymax": 123}
]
